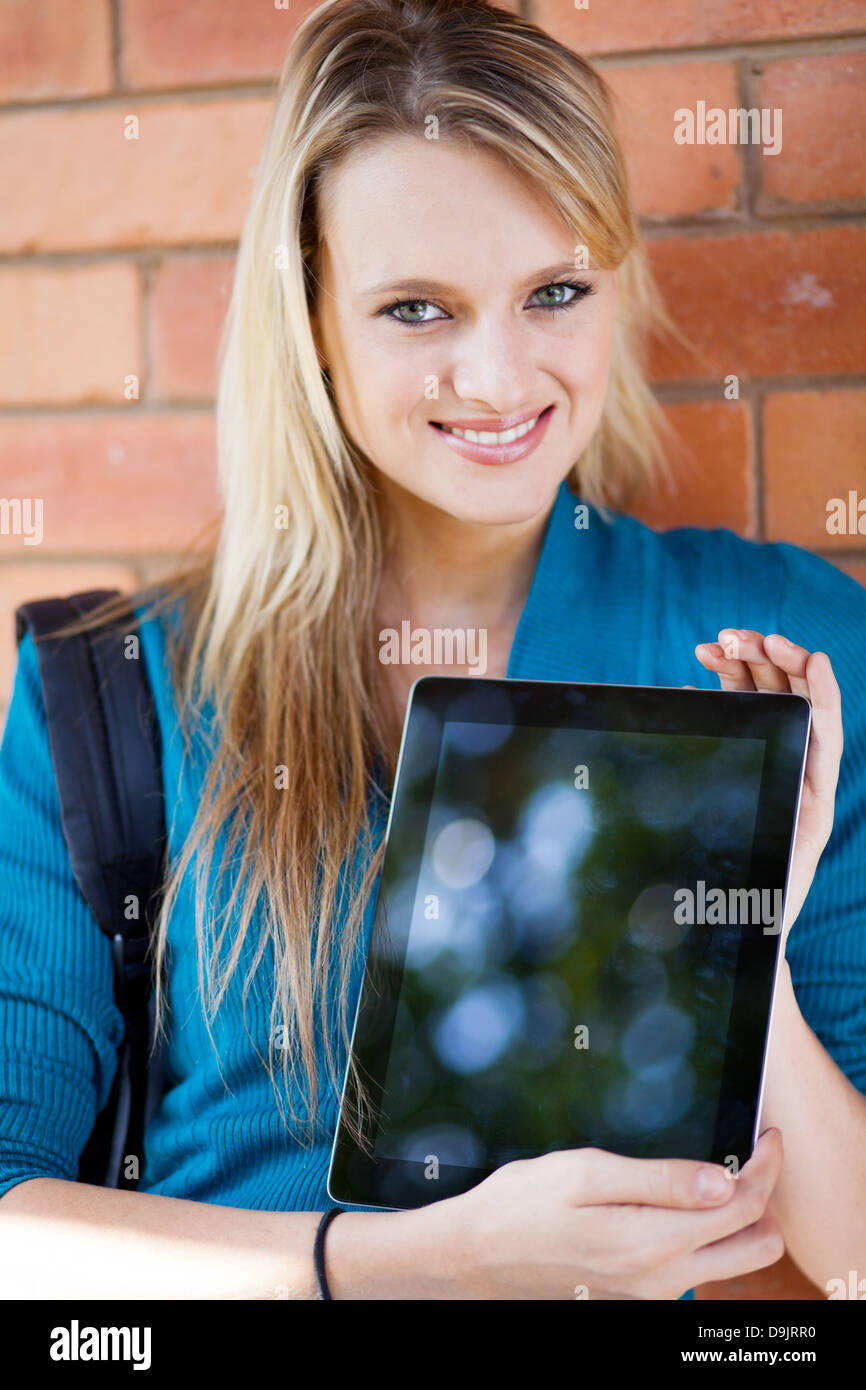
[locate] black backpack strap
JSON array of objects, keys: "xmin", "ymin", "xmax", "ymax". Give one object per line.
[{"xmin": 15, "ymin": 588, "xmax": 167, "ymax": 1188}]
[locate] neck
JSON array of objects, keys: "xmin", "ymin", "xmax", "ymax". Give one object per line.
[{"xmin": 374, "ymin": 477, "xmax": 555, "ymax": 629}]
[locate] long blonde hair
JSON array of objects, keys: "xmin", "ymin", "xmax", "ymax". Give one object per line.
[{"xmin": 39, "ymin": 0, "xmax": 679, "ymax": 1142}]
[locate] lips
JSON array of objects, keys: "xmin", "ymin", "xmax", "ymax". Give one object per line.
[
  {"xmin": 429, "ymin": 404, "xmax": 555, "ymax": 466},
  {"xmin": 431, "ymin": 405, "xmax": 547, "ymax": 442}
]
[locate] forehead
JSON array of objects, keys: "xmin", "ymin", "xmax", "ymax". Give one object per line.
[{"xmin": 316, "ymin": 134, "xmax": 575, "ymax": 292}]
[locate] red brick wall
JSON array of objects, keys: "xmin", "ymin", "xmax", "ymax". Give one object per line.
[
  {"xmin": 532, "ymin": 0, "xmax": 866, "ymax": 586},
  {"xmin": 1, "ymin": 0, "xmax": 863, "ymax": 1299}
]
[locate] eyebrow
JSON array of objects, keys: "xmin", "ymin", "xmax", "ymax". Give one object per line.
[{"xmin": 360, "ymin": 261, "xmax": 588, "ymax": 298}]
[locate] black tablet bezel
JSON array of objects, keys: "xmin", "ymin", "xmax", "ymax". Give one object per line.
[{"xmin": 328, "ymin": 677, "xmax": 811, "ymax": 1210}]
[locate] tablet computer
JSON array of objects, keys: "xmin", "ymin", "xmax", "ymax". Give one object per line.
[{"xmin": 328, "ymin": 677, "xmax": 811, "ymax": 1210}]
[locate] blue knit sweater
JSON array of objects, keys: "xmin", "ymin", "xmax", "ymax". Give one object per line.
[{"xmin": 2, "ymin": 481, "xmax": 865, "ymax": 1247}]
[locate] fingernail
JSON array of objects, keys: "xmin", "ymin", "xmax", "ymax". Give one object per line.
[{"xmin": 696, "ymin": 1167, "xmax": 729, "ymax": 1199}]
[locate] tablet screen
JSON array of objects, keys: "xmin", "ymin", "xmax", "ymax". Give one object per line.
[
  {"xmin": 329, "ymin": 678, "xmax": 810, "ymax": 1209},
  {"xmin": 375, "ymin": 721, "xmax": 766, "ymax": 1170}
]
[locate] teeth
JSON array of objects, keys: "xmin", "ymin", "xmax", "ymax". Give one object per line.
[{"xmin": 442, "ymin": 413, "xmax": 540, "ymax": 444}]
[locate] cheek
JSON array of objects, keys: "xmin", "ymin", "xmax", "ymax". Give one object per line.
[
  {"xmin": 333, "ymin": 326, "xmax": 427, "ymax": 446},
  {"xmin": 362, "ymin": 341, "xmax": 435, "ymax": 426},
  {"xmin": 570, "ymin": 311, "xmax": 616, "ymax": 398}
]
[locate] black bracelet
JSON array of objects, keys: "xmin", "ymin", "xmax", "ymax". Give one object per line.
[{"xmin": 313, "ymin": 1207, "xmax": 342, "ymax": 1300}]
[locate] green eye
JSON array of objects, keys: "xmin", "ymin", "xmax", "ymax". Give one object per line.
[
  {"xmin": 536, "ymin": 284, "xmax": 570, "ymax": 306},
  {"xmin": 532, "ymin": 281, "xmax": 594, "ymax": 311},
  {"xmin": 386, "ymin": 299, "xmax": 443, "ymax": 324},
  {"xmin": 394, "ymin": 301, "xmax": 428, "ymax": 322}
]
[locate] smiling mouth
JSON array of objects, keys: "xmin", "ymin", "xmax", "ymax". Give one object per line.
[{"xmin": 431, "ymin": 405, "xmax": 554, "ymax": 445}]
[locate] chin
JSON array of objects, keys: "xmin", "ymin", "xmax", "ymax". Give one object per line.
[{"xmin": 431, "ymin": 466, "xmax": 567, "ymax": 529}]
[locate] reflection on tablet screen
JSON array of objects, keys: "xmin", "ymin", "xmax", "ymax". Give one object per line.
[{"xmin": 374, "ymin": 721, "xmax": 766, "ymax": 1168}]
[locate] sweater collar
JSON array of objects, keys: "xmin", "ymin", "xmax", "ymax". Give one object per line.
[{"xmin": 507, "ymin": 478, "xmax": 651, "ymax": 686}]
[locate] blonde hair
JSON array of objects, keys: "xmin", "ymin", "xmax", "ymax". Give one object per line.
[{"xmin": 42, "ymin": 0, "xmax": 679, "ymax": 1143}]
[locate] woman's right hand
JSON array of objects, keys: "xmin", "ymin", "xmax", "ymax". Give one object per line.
[{"xmin": 426, "ymin": 1127, "xmax": 785, "ymax": 1300}]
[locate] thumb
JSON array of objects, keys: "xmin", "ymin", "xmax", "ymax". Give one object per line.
[{"xmin": 565, "ymin": 1129, "xmax": 783, "ymax": 1210}]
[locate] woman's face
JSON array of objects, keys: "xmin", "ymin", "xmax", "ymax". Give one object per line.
[{"xmin": 311, "ymin": 134, "xmax": 617, "ymax": 528}]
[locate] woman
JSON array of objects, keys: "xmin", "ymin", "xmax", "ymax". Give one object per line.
[{"xmin": 0, "ymin": 0, "xmax": 864, "ymax": 1300}]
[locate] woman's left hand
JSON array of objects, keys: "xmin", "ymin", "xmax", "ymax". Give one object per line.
[{"xmin": 688, "ymin": 629, "xmax": 843, "ymax": 953}]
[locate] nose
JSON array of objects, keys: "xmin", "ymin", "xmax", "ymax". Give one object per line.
[{"xmin": 449, "ymin": 311, "xmax": 539, "ymax": 413}]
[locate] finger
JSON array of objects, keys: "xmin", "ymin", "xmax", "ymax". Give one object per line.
[
  {"xmin": 718, "ymin": 629, "xmax": 790, "ymax": 693},
  {"xmin": 640, "ymin": 1128, "xmax": 785, "ymax": 1256},
  {"xmin": 553, "ymin": 1128, "xmax": 782, "ymax": 1216},
  {"xmin": 695, "ymin": 641, "xmax": 756, "ymax": 692},
  {"xmin": 761, "ymin": 633, "xmax": 811, "ymax": 698},
  {"xmin": 801, "ymin": 650, "xmax": 843, "ymax": 809},
  {"xmin": 557, "ymin": 1147, "xmax": 737, "ymax": 1212},
  {"xmin": 679, "ymin": 1209, "xmax": 785, "ymax": 1289}
]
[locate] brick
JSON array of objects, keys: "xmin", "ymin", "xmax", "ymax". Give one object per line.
[
  {"xmin": 647, "ymin": 226, "xmax": 866, "ymax": 381},
  {"xmin": 0, "ymin": 414, "xmax": 218, "ymax": 554},
  {"xmin": 603, "ymin": 63, "xmax": 742, "ymax": 219},
  {"xmin": 764, "ymin": 390, "xmax": 866, "ymax": 548},
  {"xmin": 530, "ymin": 0, "xmax": 866, "ymax": 56},
  {"xmin": 757, "ymin": 53, "xmax": 866, "ymax": 209},
  {"xmin": 120, "ymin": 0, "xmax": 321, "ymax": 88},
  {"xmin": 0, "ymin": 264, "xmax": 140, "ymax": 406},
  {"xmin": 119, "ymin": 0, "xmax": 524, "ymax": 90},
  {"xmin": 150, "ymin": 257, "xmax": 235, "ymax": 400},
  {"xmin": 627, "ymin": 399, "xmax": 755, "ymax": 533},
  {"xmin": 0, "ymin": 561, "xmax": 141, "ymax": 716},
  {"xmin": 0, "ymin": 98, "xmax": 272, "ymax": 254},
  {"xmin": 0, "ymin": 0, "xmax": 112, "ymax": 102}
]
